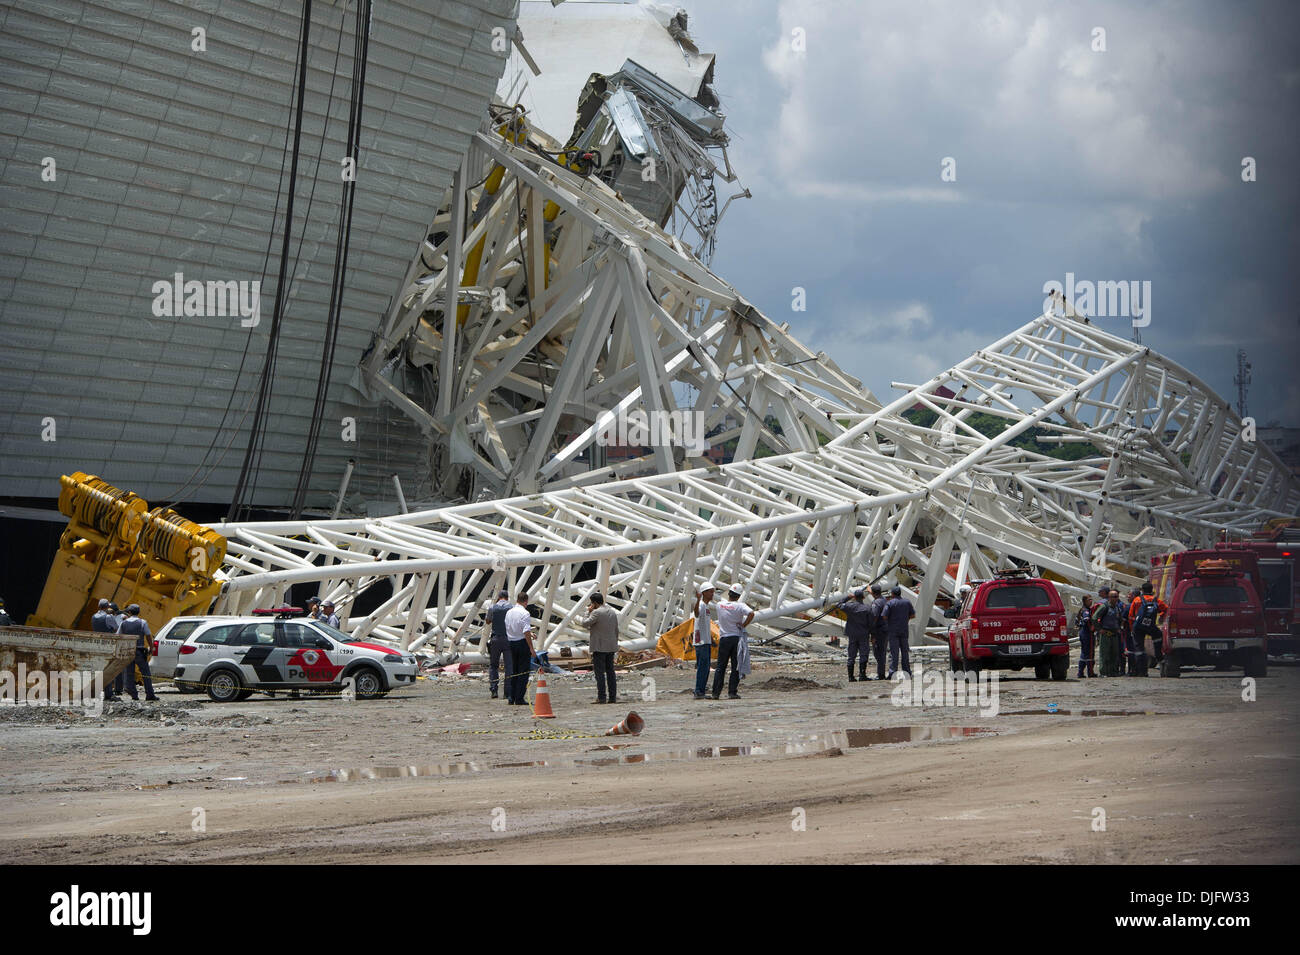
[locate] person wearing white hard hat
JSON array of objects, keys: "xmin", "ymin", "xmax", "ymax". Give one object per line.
[
  {"xmin": 712, "ymin": 584, "xmax": 753, "ymax": 700},
  {"xmin": 691, "ymin": 583, "xmax": 719, "ymax": 699}
]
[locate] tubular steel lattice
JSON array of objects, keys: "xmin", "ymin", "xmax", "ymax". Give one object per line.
[{"xmin": 212, "ymin": 242, "xmax": 1298, "ymax": 657}]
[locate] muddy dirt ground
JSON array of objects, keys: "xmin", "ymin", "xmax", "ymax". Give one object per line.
[{"xmin": 1, "ymin": 653, "xmax": 1296, "ymax": 864}]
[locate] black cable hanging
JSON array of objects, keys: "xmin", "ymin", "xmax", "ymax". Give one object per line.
[
  {"xmin": 157, "ymin": 12, "xmax": 309, "ymax": 508},
  {"xmin": 227, "ymin": 0, "xmax": 315, "ymax": 522},
  {"xmin": 244, "ymin": 1, "xmax": 353, "ymax": 518},
  {"xmin": 291, "ymin": 0, "xmax": 371, "ymax": 518}
]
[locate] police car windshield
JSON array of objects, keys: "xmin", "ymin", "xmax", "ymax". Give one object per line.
[{"xmin": 311, "ymin": 621, "xmax": 356, "ymax": 643}]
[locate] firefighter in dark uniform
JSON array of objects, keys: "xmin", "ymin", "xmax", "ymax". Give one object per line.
[
  {"xmin": 835, "ymin": 589, "xmax": 873, "ymax": 682},
  {"xmin": 118, "ymin": 604, "xmax": 158, "ymax": 701},
  {"xmin": 883, "ymin": 585, "xmax": 916, "ymax": 678},
  {"xmin": 868, "ymin": 584, "xmax": 888, "ymax": 680}
]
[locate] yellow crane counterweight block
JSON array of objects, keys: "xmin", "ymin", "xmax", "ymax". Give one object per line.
[
  {"xmin": 58, "ymin": 472, "xmax": 147, "ymax": 547},
  {"xmin": 140, "ymin": 507, "xmax": 227, "ymax": 577}
]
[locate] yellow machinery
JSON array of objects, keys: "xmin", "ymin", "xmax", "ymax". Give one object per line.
[{"xmin": 27, "ymin": 472, "xmax": 228, "ymax": 637}]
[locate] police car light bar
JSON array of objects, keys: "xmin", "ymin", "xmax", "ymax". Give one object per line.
[{"xmin": 252, "ymin": 606, "xmax": 303, "ymax": 618}]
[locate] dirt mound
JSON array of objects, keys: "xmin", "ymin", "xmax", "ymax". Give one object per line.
[
  {"xmin": 0, "ymin": 699, "xmax": 200, "ymax": 725},
  {"xmin": 752, "ymin": 676, "xmax": 828, "ymax": 692},
  {"xmin": 204, "ymin": 713, "xmax": 274, "ymax": 728}
]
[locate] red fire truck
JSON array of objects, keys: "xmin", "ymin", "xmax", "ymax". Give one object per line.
[
  {"xmin": 1215, "ymin": 539, "xmax": 1299, "ymax": 656},
  {"xmin": 1157, "ymin": 559, "xmax": 1268, "ymax": 678},
  {"xmin": 1150, "ymin": 548, "xmax": 1261, "ymax": 608}
]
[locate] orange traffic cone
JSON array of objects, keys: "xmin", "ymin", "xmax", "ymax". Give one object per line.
[
  {"xmin": 604, "ymin": 711, "xmax": 644, "ymax": 736},
  {"xmin": 532, "ymin": 671, "xmax": 556, "ymax": 719}
]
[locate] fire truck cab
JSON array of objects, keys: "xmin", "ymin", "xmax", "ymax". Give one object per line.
[{"xmin": 1160, "ymin": 559, "xmax": 1267, "ymax": 678}]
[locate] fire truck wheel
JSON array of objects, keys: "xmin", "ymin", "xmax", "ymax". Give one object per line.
[
  {"xmin": 1159, "ymin": 653, "xmax": 1181, "ymax": 678},
  {"xmin": 1034, "ymin": 662, "xmax": 1050, "ymax": 680},
  {"xmin": 1050, "ymin": 655, "xmax": 1069, "ymax": 680},
  {"xmin": 1243, "ymin": 651, "xmax": 1267, "ymax": 679}
]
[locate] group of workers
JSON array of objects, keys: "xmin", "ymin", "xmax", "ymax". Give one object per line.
[
  {"xmin": 90, "ymin": 597, "xmax": 157, "ymax": 701},
  {"xmin": 480, "ymin": 580, "xmax": 762, "ymax": 708},
  {"xmin": 831, "ymin": 585, "xmax": 917, "ymax": 681},
  {"xmin": 822, "ymin": 578, "xmax": 1169, "ymax": 681},
  {"xmin": 691, "ymin": 583, "xmax": 754, "ymax": 699},
  {"xmin": 480, "ymin": 588, "xmax": 620, "ymax": 706},
  {"xmin": 1076, "ymin": 582, "xmax": 1167, "ymax": 677}
]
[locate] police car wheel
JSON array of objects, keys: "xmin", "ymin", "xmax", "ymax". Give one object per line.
[
  {"xmin": 351, "ymin": 666, "xmax": 384, "ymax": 700},
  {"xmin": 206, "ymin": 668, "xmax": 244, "ymax": 703}
]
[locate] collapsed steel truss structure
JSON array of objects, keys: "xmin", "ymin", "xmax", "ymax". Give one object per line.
[
  {"xmin": 357, "ymin": 127, "xmax": 824, "ymax": 503},
  {"xmin": 210, "ymin": 132, "xmax": 1297, "ymax": 658}
]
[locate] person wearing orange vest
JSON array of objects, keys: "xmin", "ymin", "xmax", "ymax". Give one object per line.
[{"xmin": 1128, "ymin": 583, "xmax": 1168, "ymax": 676}]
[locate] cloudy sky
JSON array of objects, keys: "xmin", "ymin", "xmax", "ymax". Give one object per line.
[{"xmin": 680, "ymin": 0, "xmax": 1300, "ymax": 426}]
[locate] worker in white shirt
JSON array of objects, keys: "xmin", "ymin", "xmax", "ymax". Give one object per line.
[
  {"xmin": 712, "ymin": 584, "xmax": 753, "ymax": 700},
  {"xmin": 691, "ymin": 583, "xmax": 719, "ymax": 699},
  {"xmin": 503, "ymin": 592, "xmax": 538, "ymax": 705}
]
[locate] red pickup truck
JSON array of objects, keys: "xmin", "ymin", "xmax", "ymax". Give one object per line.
[{"xmin": 947, "ymin": 568, "xmax": 1071, "ymax": 680}]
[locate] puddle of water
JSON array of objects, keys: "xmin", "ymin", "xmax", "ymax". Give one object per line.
[
  {"xmin": 841, "ymin": 726, "xmax": 988, "ymax": 746},
  {"xmin": 1004, "ymin": 709, "xmax": 1163, "ymax": 717},
  {"xmin": 298, "ymin": 725, "xmax": 992, "ymax": 783}
]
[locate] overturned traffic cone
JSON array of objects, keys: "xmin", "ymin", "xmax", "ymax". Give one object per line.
[
  {"xmin": 532, "ymin": 672, "xmax": 556, "ymax": 719},
  {"xmin": 604, "ymin": 711, "xmax": 644, "ymax": 736}
]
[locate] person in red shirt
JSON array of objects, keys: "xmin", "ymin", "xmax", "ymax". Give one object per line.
[{"xmin": 1128, "ymin": 582, "xmax": 1168, "ymax": 675}]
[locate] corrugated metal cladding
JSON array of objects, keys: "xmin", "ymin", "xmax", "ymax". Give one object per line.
[{"xmin": 0, "ymin": 0, "xmax": 518, "ymax": 513}]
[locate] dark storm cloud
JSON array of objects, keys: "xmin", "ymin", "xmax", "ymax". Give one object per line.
[{"xmin": 687, "ymin": 0, "xmax": 1300, "ymax": 424}]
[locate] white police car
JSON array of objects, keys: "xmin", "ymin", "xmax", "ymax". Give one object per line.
[{"xmin": 159, "ymin": 611, "xmax": 418, "ymax": 702}]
